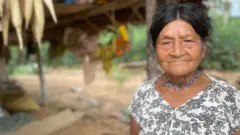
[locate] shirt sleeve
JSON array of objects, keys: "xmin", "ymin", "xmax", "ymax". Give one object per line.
[
  {"xmin": 128, "ymin": 87, "xmax": 143, "ymax": 125},
  {"xmin": 229, "ymin": 87, "xmax": 240, "ymax": 134}
]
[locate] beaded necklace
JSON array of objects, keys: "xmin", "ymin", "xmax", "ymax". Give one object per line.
[{"xmin": 163, "ymin": 70, "xmax": 199, "ymax": 91}]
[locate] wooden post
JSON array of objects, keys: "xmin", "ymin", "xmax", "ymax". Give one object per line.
[
  {"xmin": 146, "ymin": 0, "xmax": 163, "ymax": 80},
  {"xmin": 36, "ymin": 44, "xmax": 47, "ymax": 105}
]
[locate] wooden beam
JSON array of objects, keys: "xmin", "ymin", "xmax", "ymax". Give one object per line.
[
  {"xmin": 47, "ymin": 0, "xmax": 141, "ymax": 28},
  {"xmin": 104, "ymin": 12, "xmax": 117, "ymax": 26},
  {"xmin": 132, "ymin": 7, "xmax": 144, "ymax": 21},
  {"xmin": 127, "ymin": 1, "xmax": 145, "ymax": 22},
  {"xmin": 83, "ymin": 19, "xmax": 98, "ymax": 32},
  {"xmin": 132, "ymin": 0, "xmax": 145, "ymax": 9},
  {"xmin": 51, "ymin": 4, "xmax": 95, "ymax": 18}
]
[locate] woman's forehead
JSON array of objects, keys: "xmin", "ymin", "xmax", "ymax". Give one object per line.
[{"xmin": 160, "ymin": 20, "xmax": 197, "ymax": 37}]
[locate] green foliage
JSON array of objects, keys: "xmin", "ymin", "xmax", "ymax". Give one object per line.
[
  {"xmin": 49, "ymin": 51, "xmax": 81, "ymax": 67},
  {"xmin": 114, "ymin": 24, "xmax": 147, "ymax": 63},
  {"xmin": 7, "ymin": 42, "xmax": 81, "ymax": 75},
  {"xmin": 201, "ymin": 16, "xmax": 240, "ymax": 70},
  {"xmin": 8, "ymin": 43, "xmax": 49, "ymax": 75},
  {"xmin": 7, "ymin": 46, "xmax": 23, "ymax": 74},
  {"xmin": 42, "ymin": 42, "xmax": 81, "ymax": 67},
  {"xmin": 98, "ymin": 29, "xmax": 116, "ymax": 46},
  {"xmin": 11, "ymin": 63, "xmax": 41, "ymax": 76},
  {"xmin": 111, "ymin": 64, "xmax": 130, "ymax": 89}
]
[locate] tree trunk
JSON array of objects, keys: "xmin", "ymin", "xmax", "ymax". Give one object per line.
[
  {"xmin": 0, "ymin": 58, "xmax": 8, "ymax": 82},
  {"xmin": 0, "ymin": 45, "xmax": 9, "ymax": 82},
  {"xmin": 223, "ymin": 0, "xmax": 230, "ymax": 25},
  {"xmin": 36, "ymin": 44, "xmax": 47, "ymax": 105},
  {"xmin": 146, "ymin": 0, "xmax": 163, "ymax": 80}
]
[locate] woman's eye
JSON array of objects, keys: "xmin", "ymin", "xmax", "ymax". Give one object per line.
[
  {"xmin": 162, "ymin": 41, "xmax": 170, "ymax": 45},
  {"xmin": 184, "ymin": 40, "xmax": 193, "ymax": 42},
  {"xmin": 182, "ymin": 40, "xmax": 197, "ymax": 47}
]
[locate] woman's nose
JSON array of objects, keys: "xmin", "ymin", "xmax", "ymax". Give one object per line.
[{"xmin": 170, "ymin": 41, "xmax": 185, "ymax": 57}]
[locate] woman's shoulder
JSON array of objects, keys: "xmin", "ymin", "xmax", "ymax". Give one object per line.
[
  {"xmin": 135, "ymin": 77, "xmax": 157, "ymax": 93},
  {"xmin": 131, "ymin": 77, "xmax": 158, "ymax": 101},
  {"xmin": 209, "ymin": 75, "xmax": 238, "ymax": 89},
  {"xmin": 129, "ymin": 77, "xmax": 158, "ymax": 120},
  {"xmin": 208, "ymin": 75, "xmax": 239, "ymax": 96}
]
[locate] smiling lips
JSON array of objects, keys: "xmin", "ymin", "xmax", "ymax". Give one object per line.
[
  {"xmin": 168, "ymin": 60, "xmax": 190, "ymax": 65},
  {"xmin": 168, "ymin": 60, "xmax": 191, "ymax": 63}
]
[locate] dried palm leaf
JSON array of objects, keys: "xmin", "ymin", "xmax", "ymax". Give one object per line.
[
  {"xmin": 43, "ymin": 0, "xmax": 58, "ymax": 23},
  {"xmin": 24, "ymin": 0, "xmax": 34, "ymax": 29},
  {"xmin": 32, "ymin": 0, "xmax": 45, "ymax": 47},
  {"xmin": 10, "ymin": 0, "xmax": 24, "ymax": 50},
  {"xmin": 0, "ymin": 0, "xmax": 5, "ymax": 17},
  {"xmin": 2, "ymin": 0, "xmax": 10, "ymax": 46}
]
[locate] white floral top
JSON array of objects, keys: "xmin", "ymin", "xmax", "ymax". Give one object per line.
[{"xmin": 129, "ymin": 76, "xmax": 240, "ymax": 135}]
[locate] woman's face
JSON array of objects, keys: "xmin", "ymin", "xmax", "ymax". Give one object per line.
[{"xmin": 156, "ymin": 20, "xmax": 206, "ymax": 76}]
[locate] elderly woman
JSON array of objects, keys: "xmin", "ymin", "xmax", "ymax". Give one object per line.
[{"xmin": 129, "ymin": 3, "xmax": 240, "ymax": 135}]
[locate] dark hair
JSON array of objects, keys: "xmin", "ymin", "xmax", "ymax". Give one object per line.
[{"xmin": 149, "ymin": 3, "xmax": 212, "ymax": 48}]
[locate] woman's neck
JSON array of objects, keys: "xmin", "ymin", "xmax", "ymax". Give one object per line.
[{"xmin": 165, "ymin": 71, "xmax": 197, "ymax": 84}]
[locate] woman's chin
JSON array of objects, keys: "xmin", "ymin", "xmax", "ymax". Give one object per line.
[{"xmin": 165, "ymin": 68, "xmax": 195, "ymax": 77}]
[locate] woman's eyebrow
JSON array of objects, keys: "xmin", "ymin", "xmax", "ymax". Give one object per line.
[
  {"xmin": 162, "ymin": 35, "xmax": 174, "ymax": 40},
  {"xmin": 179, "ymin": 31, "xmax": 196, "ymax": 38},
  {"xmin": 180, "ymin": 35, "xmax": 192, "ymax": 39}
]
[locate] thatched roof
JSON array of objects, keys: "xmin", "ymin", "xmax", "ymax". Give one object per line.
[
  {"xmin": 1, "ymin": 0, "xmax": 145, "ymax": 52},
  {"xmin": 5, "ymin": 0, "xmax": 207, "ymax": 47},
  {"xmin": 46, "ymin": 0, "xmax": 145, "ymax": 30}
]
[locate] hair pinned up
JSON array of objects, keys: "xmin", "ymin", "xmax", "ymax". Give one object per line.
[{"xmin": 149, "ymin": 3, "xmax": 212, "ymax": 48}]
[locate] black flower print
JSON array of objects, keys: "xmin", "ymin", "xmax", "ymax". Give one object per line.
[
  {"xmin": 173, "ymin": 121, "xmax": 181, "ymax": 128},
  {"xmin": 129, "ymin": 76, "xmax": 240, "ymax": 135},
  {"xmin": 152, "ymin": 99, "xmax": 161, "ymax": 108},
  {"xmin": 192, "ymin": 122, "xmax": 201, "ymax": 134}
]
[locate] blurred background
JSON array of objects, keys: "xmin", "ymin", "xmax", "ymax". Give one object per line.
[{"xmin": 0, "ymin": 0, "xmax": 240, "ymax": 135}]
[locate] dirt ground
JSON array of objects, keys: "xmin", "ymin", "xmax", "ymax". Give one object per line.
[
  {"xmin": 11, "ymin": 67, "xmax": 145, "ymax": 135},
  {"xmin": 10, "ymin": 67, "xmax": 240, "ymax": 135}
]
